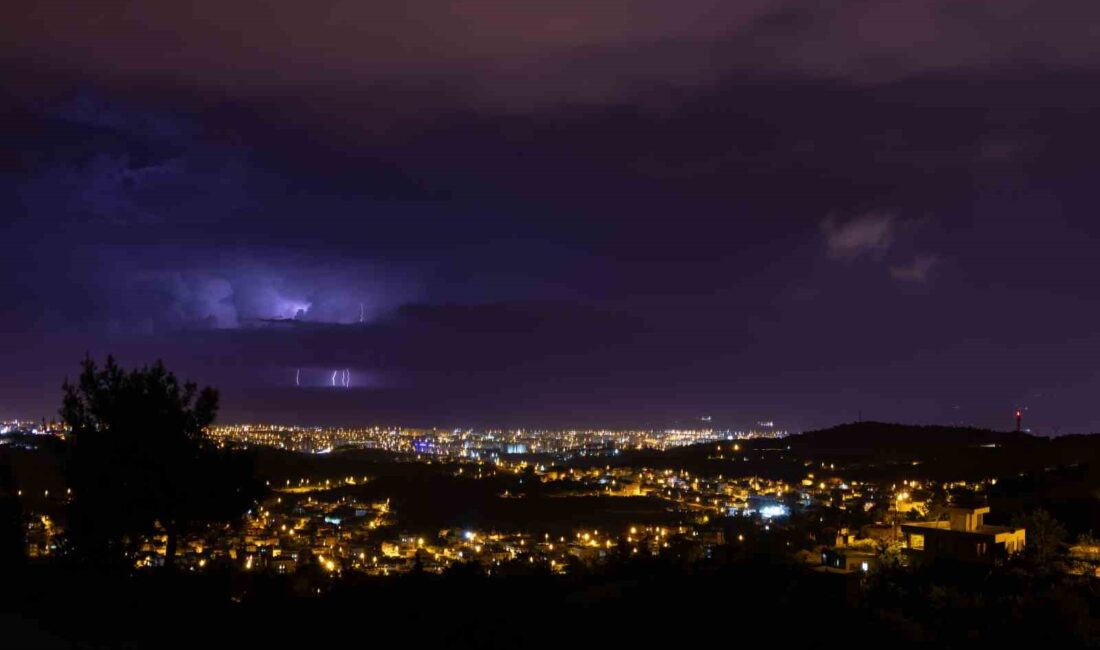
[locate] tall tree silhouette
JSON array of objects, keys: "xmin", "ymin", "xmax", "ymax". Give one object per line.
[
  {"xmin": 0, "ymin": 451, "xmax": 24, "ymax": 570},
  {"xmin": 61, "ymin": 356, "xmax": 263, "ymax": 568},
  {"xmin": 1012, "ymin": 508, "xmax": 1068, "ymax": 572}
]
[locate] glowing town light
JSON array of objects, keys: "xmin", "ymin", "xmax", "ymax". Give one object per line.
[{"xmin": 759, "ymin": 504, "xmax": 788, "ymax": 519}]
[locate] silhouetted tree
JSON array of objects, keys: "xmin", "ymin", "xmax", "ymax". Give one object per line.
[
  {"xmin": 443, "ymin": 558, "xmax": 486, "ymax": 579},
  {"xmin": 410, "ymin": 551, "xmax": 425, "ymax": 575},
  {"xmin": 1012, "ymin": 508, "xmax": 1068, "ymax": 571},
  {"xmin": 924, "ymin": 489, "xmax": 951, "ymax": 522},
  {"xmin": 60, "ymin": 356, "xmax": 263, "ymax": 568},
  {"xmin": 0, "ymin": 452, "xmax": 24, "ymax": 569},
  {"xmin": 873, "ymin": 538, "xmax": 904, "ymax": 571}
]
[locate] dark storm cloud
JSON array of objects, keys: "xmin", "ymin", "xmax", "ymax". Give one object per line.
[
  {"xmin": 19, "ymin": 149, "xmax": 250, "ymax": 225},
  {"xmin": 6, "ymin": 1, "xmax": 1100, "ymax": 109},
  {"xmin": 4, "ymin": 94, "xmax": 425, "ymax": 335},
  {"xmin": 3, "ymin": 1, "xmax": 1100, "ymax": 431},
  {"xmin": 12, "ymin": 92, "xmax": 252, "ymax": 227}
]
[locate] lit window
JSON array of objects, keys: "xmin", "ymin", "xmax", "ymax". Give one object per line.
[{"xmin": 910, "ymin": 533, "xmax": 924, "ymax": 550}]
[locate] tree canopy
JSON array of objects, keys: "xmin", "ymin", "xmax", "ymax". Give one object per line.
[
  {"xmin": 60, "ymin": 356, "xmax": 262, "ymax": 567},
  {"xmin": 0, "ymin": 453, "xmax": 24, "ymax": 569}
]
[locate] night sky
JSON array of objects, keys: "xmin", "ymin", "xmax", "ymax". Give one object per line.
[{"xmin": 3, "ymin": 2, "xmax": 1100, "ymax": 432}]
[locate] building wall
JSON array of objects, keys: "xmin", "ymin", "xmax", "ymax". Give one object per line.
[{"xmin": 904, "ymin": 526, "xmax": 1024, "ymax": 562}]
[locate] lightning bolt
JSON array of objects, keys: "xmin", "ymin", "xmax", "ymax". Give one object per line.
[
  {"xmin": 331, "ymin": 370, "xmax": 338, "ymax": 387},
  {"xmin": 343, "ymin": 368, "xmax": 350, "ymax": 388},
  {"xmin": 360, "ymin": 303, "xmax": 365, "ymax": 323},
  {"xmin": 296, "ymin": 368, "xmax": 300, "ymax": 386}
]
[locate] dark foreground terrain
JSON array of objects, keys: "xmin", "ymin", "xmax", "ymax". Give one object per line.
[{"xmin": 2, "ymin": 553, "xmax": 1097, "ymax": 649}]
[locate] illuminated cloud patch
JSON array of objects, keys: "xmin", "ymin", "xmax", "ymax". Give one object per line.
[
  {"xmin": 820, "ymin": 213, "xmax": 896, "ymax": 260},
  {"xmin": 103, "ymin": 258, "xmax": 421, "ymax": 332},
  {"xmin": 890, "ymin": 255, "xmax": 940, "ymax": 283}
]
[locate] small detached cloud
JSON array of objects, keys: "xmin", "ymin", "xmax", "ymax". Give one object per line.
[
  {"xmin": 820, "ymin": 212, "xmax": 895, "ymax": 260},
  {"xmin": 889, "ymin": 255, "xmax": 940, "ymax": 283},
  {"xmin": 821, "ymin": 213, "xmax": 942, "ymax": 285}
]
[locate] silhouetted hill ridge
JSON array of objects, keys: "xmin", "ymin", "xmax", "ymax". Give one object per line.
[{"xmin": 789, "ymin": 421, "xmax": 1039, "ymax": 451}]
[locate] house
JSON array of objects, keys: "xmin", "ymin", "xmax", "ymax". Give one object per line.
[
  {"xmin": 818, "ymin": 546, "xmax": 877, "ymax": 574},
  {"xmin": 901, "ymin": 506, "xmax": 1025, "ymax": 562}
]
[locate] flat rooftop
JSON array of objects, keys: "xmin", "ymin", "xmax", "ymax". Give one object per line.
[{"xmin": 902, "ymin": 521, "xmax": 1021, "ymax": 535}]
